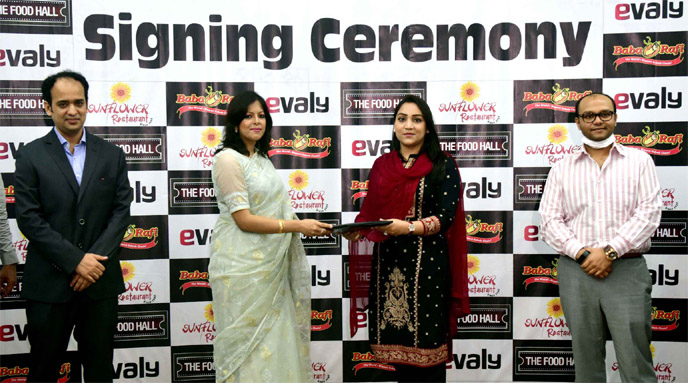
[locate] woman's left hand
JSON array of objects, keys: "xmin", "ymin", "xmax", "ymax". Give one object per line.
[{"xmin": 374, "ymin": 218, "xmax": 410, "ymax": 236}]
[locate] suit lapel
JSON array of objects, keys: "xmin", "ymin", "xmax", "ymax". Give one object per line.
[
  {"xmin": 78, "ymin": 132, "xmax": 100, "ymax": 204},
  {"xmin": 44, "ymin": 130, "xmax": 79, "ymax": 195}
]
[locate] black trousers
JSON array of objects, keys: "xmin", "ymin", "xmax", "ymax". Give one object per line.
[
  {"xmin": 394, "ymin": 362, "xmax": 447, "ymax": 382},
  {"xmin": 25, "ymin": 294, "xmax": 118, "ymax": 383}
]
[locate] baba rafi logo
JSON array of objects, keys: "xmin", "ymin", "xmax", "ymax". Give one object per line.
[
  {"xmin": 616, "ymin": 126, "xmax": 683, "ymax": 156},
  {"xmin": 269, "ymin": 130, "xmax": 332, "ymax": 159},
  {"xmin": 523, "ymin": 83, "xmax": 591, "ymax": 115},
  {"xmin": 613, "ymin": 36, "xmax": 685, "ymax": 70}
]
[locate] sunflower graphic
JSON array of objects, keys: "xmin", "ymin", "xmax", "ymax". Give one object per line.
[
  {"xmin": 204, "ymin": 303, "xmax": 215, "ymax": 323},
  {"xmin": 110, "ymin": 82, "xmax": 131, "ymax": 103},
  {"xmin": 120, "ymin": 261, "xmax": 135, "ymax": 282},
  {"xmin": 467, "ymin": 255, "xmax": 480, "ymax": 275},
  {"xmin": 289, "ymin": 170, "xmax": 309, "ymax": 190},
  {"xmin": 460, "ymin": 82, "xmax": 480, "ymax": 102},
  {"xmin": 546, "ymin": 298, "xmax": 564, "ymax": 318},
  {"xmin": 201, "ymin": 127, "xmax": 222, "ymax": 148},
  {"xmin": 650, "ymin": 344, "xmax": 656, "ymax": 359},
  {"xmin": 547, "ymin": 125, "xmax": 568, "ymax": 145}
]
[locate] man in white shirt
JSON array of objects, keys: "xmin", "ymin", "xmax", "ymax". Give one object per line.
[{"xmin": 539, "ymin": 92, "xmax": 661, "ymax": 382}]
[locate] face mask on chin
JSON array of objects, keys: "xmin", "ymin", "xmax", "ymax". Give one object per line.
[{"xmin": 581, "ymin": 134, "xmax": 615, "ymax": 149}]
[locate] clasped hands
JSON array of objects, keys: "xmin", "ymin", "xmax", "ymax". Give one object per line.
[
  {"xmin": 577, "ymin": 248, "xmax": 613, "ymax": 279},
  {"xmin": 70, "ymin": 252, "xmax": 108, "ymax": 292}
]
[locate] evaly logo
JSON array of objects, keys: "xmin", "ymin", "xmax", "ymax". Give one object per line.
[
  {"xmin": 0, "ymin": 324, "xmax": 28, "ymax": 342},
  {"xmin": 615, "ymin": 87, "xmax": 682, "ymax": 110},
  {"xmin": 612, "ymin": 36, "xmax": 685, "ymax": 70},
  {"xmin": 0, "ymin": 141, "xmax": 25, "ymax": 160},
  {"xmin": 180, "ymin": 229, "xmax": 213, "ymax": 246},
  {"xmin": 649, "ymin": 264, "xmax": 679, "ymax": 286},
  {"xmin": 351, "ymin": 140, "xmax": 392, "ymax": 157},
  {"xmin": 462, "ymin": 177, "xmax": 501, "ymax": 199},
  {"xmin": 449, "ymin": 349, "xmax": 501, "ymax": 370},
  {"xmin": 0, "ymin": 45, "xmax": 60, "ymax": 67},
  {"xmin": 266, "ymin": 92, "xmax": 329, "ymax": 113},
  {"xmin": 114, "ymin": 357, "xmax": 160, "ymax": 380},
  {"xmin": 134, "ymin": 181, "xmax": 156, "ymax": 203},
  {"xmin": 615, "ymin": 1, "xmax": 684, "ymax": 20},
  {"xmin": 311, "ymin": 264, "xmax": 331, "ymax": 286}
]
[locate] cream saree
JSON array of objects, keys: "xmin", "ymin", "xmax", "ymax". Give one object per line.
[{"xmin": 208, "ymin": 149, "xmax": 311, "ymax": 382}]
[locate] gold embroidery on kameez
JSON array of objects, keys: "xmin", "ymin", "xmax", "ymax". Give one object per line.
[{"xmin": 381, "ymin": 267, "xmax": 414, "ymax": 332}]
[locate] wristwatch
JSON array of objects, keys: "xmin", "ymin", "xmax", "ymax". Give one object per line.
[
  {"xmin": 604, "ymin": 245, "xmax": 619, "ymax": 261},
  {"xmin": 408, "ymin": 222, "xmax": 415, "ymax": 234}
]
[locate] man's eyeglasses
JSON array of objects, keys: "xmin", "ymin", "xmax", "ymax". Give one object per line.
[{"xmin": 577, "ymin": 111, "xmax": 615, "ymax": 123}]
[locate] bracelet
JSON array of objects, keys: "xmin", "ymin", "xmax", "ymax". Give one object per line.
[{"xmin": 278, "ymin": 219, "xmax": 285, "ymax": 234}]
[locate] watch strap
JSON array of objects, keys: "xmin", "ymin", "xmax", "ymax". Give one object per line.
[{"xmin": 576, "ymin": 250, "xmax": 590, "ymax": 265}]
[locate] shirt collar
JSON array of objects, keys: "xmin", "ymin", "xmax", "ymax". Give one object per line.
[
  {"xmin": 54, "ymin": 127, "xmax": 86, "ymax": 147},
  {"xmin": 573, "ymin": 141, "xmax": 626, "ymax": 162}
]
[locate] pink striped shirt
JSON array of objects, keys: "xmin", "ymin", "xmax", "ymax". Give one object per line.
[{"xmin": 539, "ymin": 143, "xmax": 661, "ymax": 259}]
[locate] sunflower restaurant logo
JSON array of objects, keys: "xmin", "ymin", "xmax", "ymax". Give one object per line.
[
  {"xmin": 615, "ymin": 126, "xmax": 683, "ymax": 156},
  {"xmin": 269, "ymin": 130, "xmax": 331, "ymax": 159},
  {"xmin": 525, "ymin": 124, "xmax": 582, "ymax": 165},
  {"xmin": 88, "ymin": 82, "xmax": 152, "ymax": 125},
  {"xmin": 182, "ymin": 304, "xmax": 216, "ymax": 344},
  {"xmin": 524, "ymin": 298, "xmax": 570, "ymax": 338},
  {"xmin": 467, "ymin": 255, "xmax": 499, "ymax": 296},
  {"xmin": 438, "ymin": 81, "xmax": 499, "ymax": 123},
  {"xmin": 288, "ymin": 170, "xmax": 327, "ymax": 212},
  {"xmin": 119, "ymin": 261, "xmax": 156, "ymax": 304},
  {"xmin": 179, "ymin": 127, "xmax": 221, "ymax": 168},
  {"xmin": 661, "ymin": 188, "xmax": 679, "ymax": 210},
  {"xmin": 613, "ymin": 36, "xmax": 685, "ymax": 70}
]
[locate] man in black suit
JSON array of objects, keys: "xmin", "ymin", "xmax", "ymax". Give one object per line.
[{"xmin": 15, "ymin": 70, "xmax": 132, "ymax": 382}]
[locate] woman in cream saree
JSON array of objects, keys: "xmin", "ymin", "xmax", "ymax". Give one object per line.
[{"xmin": 208, "ymin": 91, "xmax": 332, "ymax": 382}]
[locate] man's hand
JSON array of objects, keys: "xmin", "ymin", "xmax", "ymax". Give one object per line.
[
  {"xmin": 0, "ymin": 264, "xmax": 17, "ymax": 298},
  {"xmin": 581, "ymin": 248, "xmax": 613, "ymax": 279},
  {"xmin": 70, "ymin": 273, "xmax": 93, "ymax": 292},
  {"xmin": 74, "ymin": 253, "xmax": 108, "ymax": 283}
]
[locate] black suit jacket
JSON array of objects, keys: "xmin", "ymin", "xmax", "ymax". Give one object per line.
[{"xmin": 15, "ymin": 129, "xmax": 132, "ymax": 302}]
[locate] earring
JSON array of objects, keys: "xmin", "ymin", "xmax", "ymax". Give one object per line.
[{"xmin": 234, "ymin": 128, "xmax": 238, "ymax": 133}]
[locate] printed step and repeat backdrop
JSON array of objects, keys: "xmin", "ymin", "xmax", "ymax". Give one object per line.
[{"xmin": 1, "ymin": 1, "xmax": 686, "ymax": 382}]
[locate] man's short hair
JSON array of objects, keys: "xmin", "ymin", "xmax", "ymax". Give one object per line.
[
  {"xmin": 575, "ymin": 92, "xmax": 617, "ymax": 115},
  {"xmin": 41, "ymin": 70, "xmax": 89, "ymax": 105}
]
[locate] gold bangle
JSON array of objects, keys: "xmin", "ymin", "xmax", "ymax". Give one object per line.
[{"xmin": 278, "ymin": 219, "xmax": 285, "ymax": 233}]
